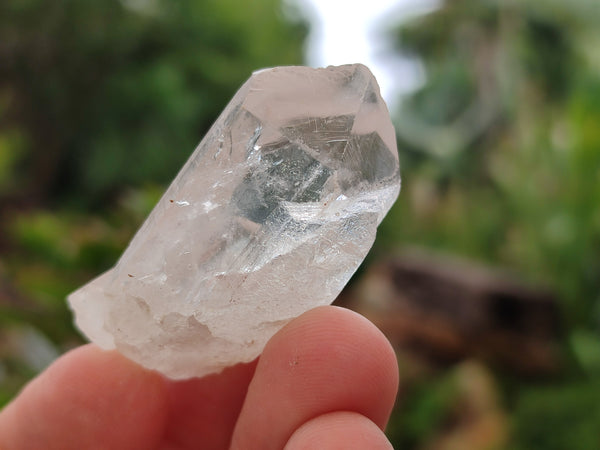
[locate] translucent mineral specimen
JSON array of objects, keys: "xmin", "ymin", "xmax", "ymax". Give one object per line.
[{"xmin": 68, "ymin": 64, "xmax": 401, "ymax": 379}]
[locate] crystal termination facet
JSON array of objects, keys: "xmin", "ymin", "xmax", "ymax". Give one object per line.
[{"xmin": 68, "ymin": 64, "xmax": 401, "ymax": 379}]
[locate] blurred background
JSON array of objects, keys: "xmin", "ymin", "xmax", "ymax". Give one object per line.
[{"xmin": 1, "ymin": 0, "xmax": 599, "ymax": 448}]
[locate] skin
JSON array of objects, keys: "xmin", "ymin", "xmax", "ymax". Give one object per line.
[{"xmin": 0, "ymin": 306, "xmax": 398, "ymax": 450}]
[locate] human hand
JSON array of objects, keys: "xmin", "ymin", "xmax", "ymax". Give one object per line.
[{"xmin": 0, "ymin": 306, "xmax": 398, "ymax": 449}]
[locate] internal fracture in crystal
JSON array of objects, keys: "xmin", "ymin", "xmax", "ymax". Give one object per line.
[{"xmin": 68, "ymin": 64, "xmax": 401, "ymax": 379}]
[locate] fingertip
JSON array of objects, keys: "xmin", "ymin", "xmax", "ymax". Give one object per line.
[
  {"xmin": 308, "ymin": 306, "xmax": 400, "ymax": 413},
  {"xmin": 284, "ymin": 411, "xmax": 394, "ymax": 450},
  {"xmin": 232, "ymin": 305, "xmax": 399, "ymax": 449},
  {"xmin": 268, "ymin": 305, "xmax": 400, "ymax": 427}
]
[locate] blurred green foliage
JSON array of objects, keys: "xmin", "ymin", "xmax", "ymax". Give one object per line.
[
  {"xmin": 0, "ymin": 0, "xmax": 306, "ymax": 205},
  {"xmin": 389, "ymin": 370, "xmax": 459, "ymax": 448},
  {"xmin": 376, "ymin": 0, "xmax": 600, "ymax": 447},
  {"xmin": 512, "ymin": 378, "xmax": 600, "ymax": 450},
  {"xmin": 381, "ymin": 0, "xmax": 600, "ymax": 325}
]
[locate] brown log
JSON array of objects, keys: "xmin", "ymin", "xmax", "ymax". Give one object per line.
[{"xmin": 347, "ymin": 249, "xmax": 563, "ymax": 376}]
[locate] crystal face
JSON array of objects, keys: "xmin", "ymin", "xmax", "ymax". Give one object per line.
[{"xmin": 68, "ymin": 64, "xmax": 401, "ymax": 379}]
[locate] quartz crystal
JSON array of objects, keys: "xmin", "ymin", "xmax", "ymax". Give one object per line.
[{"xmin": 68, "ymin": 64, "xmax": 401, "ymax": 379}]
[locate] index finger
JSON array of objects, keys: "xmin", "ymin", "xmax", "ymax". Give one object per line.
[{"xmin": 0, "ymin": 345, "xmax": 167, "ymax": 450}]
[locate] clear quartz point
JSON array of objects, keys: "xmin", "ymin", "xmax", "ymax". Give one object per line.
[{"xmin": 68, "ymin": 64, "xmax": 401, "ymax": 379}]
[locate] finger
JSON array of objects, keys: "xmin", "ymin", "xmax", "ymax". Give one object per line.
[
  {"xmin": 162, "ymin": 360, "xmax": 257, "ymax": 450},
  {"xmin": 284, "ymin": 411, "xmax": 393, "ymax": 450},
  {"xmin": 0, "ymin": 344, "xmax": 168, "ymax": 450},
  {"xmin": 230, "ymin": 306, "xmax": 399, "ymax": 450}
]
